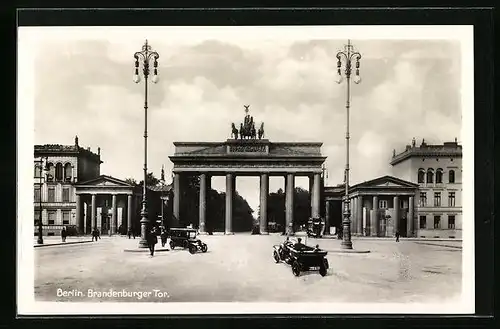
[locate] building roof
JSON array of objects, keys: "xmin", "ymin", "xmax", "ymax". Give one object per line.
[
  {"xmin": 34, "ymin": 142, "xmax": 102, "ymax": 164},
  {"xmin": 390, "ymin": 139, "xmax": 462, "ymax": 166}
]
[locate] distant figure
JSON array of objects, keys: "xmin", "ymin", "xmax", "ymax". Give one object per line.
[
  {"xmin": 127, "ymin": 229, "xmax": 132, "ymax": 239},
  {"xmin": 91, "ymin": 228, "xmax": 98, "ymax": 242},
  {"xmin": 61, "ymin": 227, "xmax": 67, "ymax": 242},
  {"xmin": 395, "ymin": 230, "xmax": 400, "ymax": 242},
  {"xmin": 97, "ymin": 228, "xmax": 101, "ymax": 240},
  {"xmin": 160, "ymin": 227, "xmax": 168, "ymax": 247},
  {"xmin": 314, "ymin": 244, "xmax": 320, "ymax": 252},
  {"xmin": 146, "ymin": 227, "xmax": 158, "ymax": 257}
]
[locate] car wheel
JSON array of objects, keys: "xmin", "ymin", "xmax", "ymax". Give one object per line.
[
  {"xmin": 201, "ymin": 244, "xmax": 208, "ymax": 253},
  {"xmin": 189, "ymin": 245, "xmax": 197, "ymax": 254},
  {"xmin": 319, "ymin": 264, "xmax": 327, "ymax": 277},
  {"xmin": 292, "ymin": 261, "xmax": 301, "ymax": 277},
  {"xmin": 169, "ymin": 240, "xmax": 175, "ymax": 250},
  {"xmin": 273, "ymin": 250, "xmax": 280, "ymax": 263}
]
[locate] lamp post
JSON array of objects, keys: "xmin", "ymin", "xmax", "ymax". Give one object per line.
[
  {"xmin": 335, "ymin": 39, "xmax": 362, "ymax": 250},
  {"xmin": 133, "ymin": 40, "xmax": 160, "ymax": 248},
  {"xmin": 37, "ymin": 156, "xmax": 49, "ymax": 245}
]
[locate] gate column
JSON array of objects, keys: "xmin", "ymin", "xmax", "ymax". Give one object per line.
[
  {"xmin": 259, "ymin": 173, "xmax": 269, "ymax": 234},
  {"xmin": 199, "ymin": 173, "xmax": 207, "ymax": 234},
  {"xmin": 225, "ymin": 173, "xmax": 234, "ymax": 235},
  {"xmin": 173, "ymin": 172, "xmax": 180, "ymax": 227},
  {"xmin": 285, "ymin": 173, "xmax": 295, "ymax": 235}
]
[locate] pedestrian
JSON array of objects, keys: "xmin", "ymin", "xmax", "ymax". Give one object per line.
[
  {"xmin": 127, "ymin": 229, "xmax": 132, "ymax": 239},
  {"xmin": 91, "ymin": 229, "xmax": 97, "ymax": 242},
  {"xmin": 97, "ymin": 228, "xmax": 101, "ymax": 240},
  {"xmin": 146, "ymin": 227, "xmax": 158, "ymax": 257},
  {"xmin": 395, "ymin": 230, "xmax": 400, "ymax": 242},
  {"xmin": 160, "ymin": 227, "xmax": 168, "ymax": 247},
  {"xmin": 61, "ymin": 227, "xmax": 67, "ymax": 242}
]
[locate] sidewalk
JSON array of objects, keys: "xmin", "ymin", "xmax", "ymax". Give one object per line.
[
  {"xmin": 34, "ymin": 236, "xmax": 94, "ymax": 248},
  {"xmin": 318, "ymin": 235, "xmax": 462, "ymax": 243}
]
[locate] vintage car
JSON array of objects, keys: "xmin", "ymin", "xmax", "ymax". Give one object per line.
[
  {"xmin": 169, "ymin": 228, "xmax": 208, "ymax": 254},
  {"xmin": 273, "ymin": 238, "xmax": 329, "ymax": 276}
]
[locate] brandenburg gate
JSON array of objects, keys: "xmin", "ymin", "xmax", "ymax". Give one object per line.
[{"xmin": 169, "ymin": 106, "xmax": 327, "ymax": 235}]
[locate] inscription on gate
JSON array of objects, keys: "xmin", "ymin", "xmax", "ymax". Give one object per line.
[{"xmin": 229, "ymin": 145, "xmax": 267, "ymax": 153}]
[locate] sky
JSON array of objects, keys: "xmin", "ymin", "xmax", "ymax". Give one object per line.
[{"xmin": 25, "ymin": 27, "xmax": 465, "ymax": 215}]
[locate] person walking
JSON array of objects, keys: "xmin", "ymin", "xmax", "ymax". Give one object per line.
[
  {"xmin": 395, "ymin": 230, "xmax": 400, "ymax": 242},
  {"xmin": 146, "ymin": 227, "xmax": 158, "ymax": 257},
  {"xmin": 91, "ymin": 228, "xmax": 97, "ymax": 242},
  {"xmin": 127, "ymin": 229, "xmax": 132, "ymax": 239},
  {"xmin": 61, "ymin": 227, "xmax": 67, "ymax": 242},
  {"xmin": 160, "ymin": 227, "xmax": 168, "ymax": 248}
]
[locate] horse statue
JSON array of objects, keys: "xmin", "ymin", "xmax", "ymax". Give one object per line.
[
  {"xmin": 257, "ymin": 123, "xmax": 264, "ymax": 139},
  {"xmin": 231, "ymin": 123, "xmax": 239, "ymax": 139},
  {"xmin": 250, "ymin": 122, "xmax": 256, "ymax": 139},
  {"xmin": 239, "ymin": 123, "xmax": 245, "ymax": 139}
]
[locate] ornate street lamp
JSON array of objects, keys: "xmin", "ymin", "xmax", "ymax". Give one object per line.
[
  {"xmin": 133, "ymin": 40, "xmax": 160, "ymax": 248},
  {"xmin": 335, "ymin": 39, "xmax": 361, "ymax": 250},
  {"xmin": 37, "ymin": 156, "xmax": 49, "ymax": 245}
]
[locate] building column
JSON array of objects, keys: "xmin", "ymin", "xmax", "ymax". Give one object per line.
[
  {"xmin": 324, "ymin": 200, "xmax": 331, "ymax": 235},
  {"xmin": 312, "ymin": 173, "xmax": 321, "ymax": 218},
  {"xmin": 91, "ymin": 194, "xmax": 97, "ymax": 231},
  {"xmin": 83, "ymin": 201, "xmax": 87, "ymax": 234},
  {"xmin": 357, "ymin": 196, "xmax": 363, "ymax": 235},
  {"xmin": 127, "ymin": 194, "xmax": 132, "ymax": 232},
  {"xmin": 309, "ymin": 175, "xmax": 314, "ymax": 217},
  {"xmin": 372, "ymin": 195, "xmax": 379, "ymax": 236},
  {"xmin": 225, "ymin": 173, "xmax": 234, "ymax": 234},
  {"xmin": 173, "ymin": 172, "xmax": 180, "ymax": 227},
  {"xmin": 408, "ymin": 196, "xmax": 414, "ymax": 237},
  {"xmin": 394, "ymin": 195, "xmax": 400, "ymax": 235},
  {"xmin": 285, "ymin": 173, "xmax": 295, "ymax": 235},
  {"xmin": 199, "ymin": 173, "xmax": 207, "ymax": 234},
  {"xmin": 111, "ymin": 194, "xmax": 117, "ymax": 234},
  {"xmin": 259, "ymin": 173, "xmax": 269, "ymax": 234},
  {"xmin": 75, "ymin": 194, "xmax": 82, "ymax": 234}
]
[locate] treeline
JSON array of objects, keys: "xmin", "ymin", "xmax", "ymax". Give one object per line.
[{"xmin": 126, "ymin": 173, "xmax": 324, "ymax": 233}]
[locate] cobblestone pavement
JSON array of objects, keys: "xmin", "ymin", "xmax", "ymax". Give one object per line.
[{"xmin": 35, "ymin": 234, "xmax": 462, "ymax": 303}]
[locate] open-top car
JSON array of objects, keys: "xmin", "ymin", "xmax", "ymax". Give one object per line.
[
  {"xmin": 273, "ymin": 237, "xmax": 329, "ymax": 276},
  {"xmin": 169, "ymin": 228, "xmax": 208, "ymax": 254}
]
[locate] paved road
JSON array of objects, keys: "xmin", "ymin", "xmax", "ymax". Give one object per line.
[{"xmin": 35, "ymin": 235, "xmax": 462, "ymax": 303}]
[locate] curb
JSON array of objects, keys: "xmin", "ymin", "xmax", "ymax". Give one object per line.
[
  {"xmin": 327, "ymin": 249, "xmax": 371, "ymax": 254},
  {"xmin": 415, "ymin": 242, "xmax": 462, "ymax": 249},
  {"xmin": 34, "ymin": 240, "xmax": 94, "ymax": 248},
  {"xmin": 123, "ymin": 248, "xmax": 170, "ymax": 253}
]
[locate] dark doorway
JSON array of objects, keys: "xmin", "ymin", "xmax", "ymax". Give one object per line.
[
  {"xmin": 329, "ymin": 200, "xmax": 342, "ymax": 234},
  {"xmin": 400, "ymin": 216, "xmax": 407, "ymax": 237}
]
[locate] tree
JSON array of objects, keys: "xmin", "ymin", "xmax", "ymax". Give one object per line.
[{"xmin": 125, "ymin": 178, "xmax": 137, "ymax": 186}]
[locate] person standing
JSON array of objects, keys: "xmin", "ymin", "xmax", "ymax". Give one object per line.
[
  {"xmin": 395, "ymin": 230, "xmax": 400, "ymax": 242},
  {"xmin": 146, "ymin": 227, "xmax": 158, "ymax": 257},
  {"xmin": 160, "ymin": 227, "xmax": 168, "ymax": 247},
  {"xmin": 61, "ymin": 227, "xmax": 67, "ymax": 242}
]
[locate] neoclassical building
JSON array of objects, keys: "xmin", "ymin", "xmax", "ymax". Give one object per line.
[
  {"xmin": 34, "ymin": 136, "xmax": 146, "ymax": 236},
  {"xmin": 391, "ymin": 138, "xmax": 462, "ymax": 238}
]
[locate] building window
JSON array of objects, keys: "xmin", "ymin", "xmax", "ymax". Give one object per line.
[
  {"xmin": 426, "ymin": 169, "xmax": 434, "ymax": 183},
  {"xmin": 448, "ymin": 192, "xmax": 456, "ymax": 207},
  {"xmin": 436, "ymin": 168, "xmax": 443, "ymax": 183},
  {"xmin": 434, "ymin": 215, "xmax": 441, "ymax": 229},
  {"xmin": 418, "ymin": 169, "xmax": 425, "ymax": 183},
  {"xmin": 48, "ymin": 187, "xmax": 55, "ymax": 202},
  {"xmin": 434, "ymin": 192, "xmax": 441, "ymax": 207},
  {"xmin": 62, "ymin": 211, "xmax": 70, "ymax": 225},
  {"xmin": 419, "ymin": 192, "xmax": 427, "ymax": 207},
  {"xmin": 379, "ymin": 200, "xmax": 388, "ymax": 209},
  {"xmin": 64, "ymin": 163, "xmax": 72, "ymax": 182},
  {"xmin": 419, "ymin": 215, "xmax": 426, "ymax": 229},
  {"xmin": 449, "ymin": 170, "xmax": 455, "ymax": 183},
  {"xmin": 47, "ymin": 163, "xmax": 55, "ymax": 182},
  {"xmin": 34, "ymin": 210, "xmax": 41, "ymax": 225},
  {"xmin": 34, "ymin": 164, "xmax": 42, "ymax": 177},
  {"xmin": 34, "ymin": 187, "xmax": 41, "ymax": 202},
  {"xmin": 62, "ymin": 188, "xmax": 70, "ymax": 202},
  {"xmin": 448, "ymin": 215, "xmax": 456, "ymax": 229},
  {"xmin": 55, "ymin": 163, "xmax": 63, "ymax": 181},
  {"xmin": 47, "ymin": 211, "xmax": 56, "ymax": 225}
]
